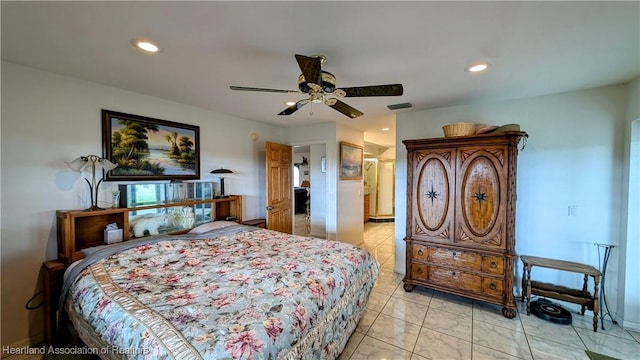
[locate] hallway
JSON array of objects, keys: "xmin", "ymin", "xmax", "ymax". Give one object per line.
[{"xmin": 293, "ymin": 213, "xmax": 310, "ymax": 237}]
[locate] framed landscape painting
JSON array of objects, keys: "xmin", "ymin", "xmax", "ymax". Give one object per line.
[
  {"xmin": 102, "ymin": 110, "xmax": 200, "ymax": 181},
  {"xmin": 340, "ymin": 141, "xmax": 363, "ymax": 180}
]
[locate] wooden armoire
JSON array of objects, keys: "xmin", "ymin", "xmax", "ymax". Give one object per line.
[{"xmin": 402, "ymin": 131, "xmax": 527, "ymax": 318}]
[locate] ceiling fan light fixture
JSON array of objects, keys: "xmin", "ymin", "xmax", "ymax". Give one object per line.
[
  {"xmin": 310, "ymin": 93, "xmax": 324, "ymax": 103},
  {"xmin": 465, "ymin": 62, "xmax": 490, "ymax": 73},
  {"xmin": 285, "ymin": 101, "xmax": 296, "ymax": 106},
  {"xmin": 131, "ymin": 39, "xmax": 160, "ymax": 53}
]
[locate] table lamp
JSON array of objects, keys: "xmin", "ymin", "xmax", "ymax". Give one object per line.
[
  {"xmin": 66, "ymin": 155, "xmax": 118, "ymax": 211},
  {"xmin": 210, "ymin": 168, "xmax": 233, "ymax": 198}
]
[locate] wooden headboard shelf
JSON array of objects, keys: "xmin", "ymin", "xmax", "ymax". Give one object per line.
[{"xmin": 55, "ymin": 195, "xmax": 242, "ymax": 264}]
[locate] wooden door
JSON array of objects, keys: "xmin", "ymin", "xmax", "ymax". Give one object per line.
[
  {"xmin": 455, "ymin": 146, "xmax": 508, "ymax": 249},
  {"xmin": 409, "ymin": 149, "xmax": 456, "ymax": 243},
  {"xmin": 266, "ymin": 141, "xmax": 293, "ymax": 233}
]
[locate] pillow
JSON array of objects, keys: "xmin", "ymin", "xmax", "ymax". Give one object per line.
[
  {"xmin": 188, "ymin": 221, "xmax": 239, "ymax": 234},
  {"xmin": 81, "ymin": 244, "xmax": 110, "ymax": 257}
]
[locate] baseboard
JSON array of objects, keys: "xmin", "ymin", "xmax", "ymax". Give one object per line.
[
  {"xmin": 367, "ymin": 217, "xmax": 395, "ymax": 223},
  {"xmin": 623, "ymin": 319, "xmax": 640, "ymax": 332}
]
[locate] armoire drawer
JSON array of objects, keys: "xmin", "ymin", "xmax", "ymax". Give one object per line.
[
  {"xmin": 482, "ymin": 278, "xmax": 504, "ymax": 298},
  {"xmin": 410, "ymin": 263, "xmax": 504, "ymax": 299},
  {"xmin": 482, "ymin": 256, "xmax": 505, "ymax": 275},
  {"xmin": 427, "ymin": 266, "xmax": 482, "ymax": 293},
  {"xmin": 411, "ymin": 263, "xmax": 429, "ymax": 280},
  {"xmin": 428, "ymin": 247, "xmax": 482, "ymax": 271},
  {"xmin": 412, "ymin": 244, "xmax": 430, "ymax": 261}
]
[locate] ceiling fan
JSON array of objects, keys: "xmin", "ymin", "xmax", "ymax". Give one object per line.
[{"xmin": 230, "ymin": 54, "xmax": 403, "ymax": 119}]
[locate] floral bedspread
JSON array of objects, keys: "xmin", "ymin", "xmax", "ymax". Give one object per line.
[{"xmin": 65, "ymin": 226, "xmax": 379, "ymax": 359}]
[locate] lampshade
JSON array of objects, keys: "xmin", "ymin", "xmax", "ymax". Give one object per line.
[
  {"xmin": 301, "ymin": 180, "xmax": 310, "ymax": 188},
  {"xmin": 211, "ymin": 168, "xmax": 233, "ymax": 174},
  {"xmin": 65, "ymin": 156, "xmax": 88, "ymax": 172},
  {"xmin": 99, "ymin": 158, "xmax": 118, "ymax": 171},
  {"xmin": 65, "ymin": 156, "xmax": 118, "ymax": 172}
]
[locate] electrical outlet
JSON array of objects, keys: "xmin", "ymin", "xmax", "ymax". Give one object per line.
[{"xmin": 568, "ymin": 205, "xmax": 578, "ymax": 217}]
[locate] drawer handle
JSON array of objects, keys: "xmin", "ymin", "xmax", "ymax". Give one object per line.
[
  {"xmin": 417, "ymin": 267, "xmax": 424, "ymax": 275},
  {"xmin": 490, "ymin": 262, "xmax": 498, "ymax": 269},
  {"xmin": 452, "ymin": 271, "xmax": 456, "ymax": 276},
  {"xmin": 489, "ymin": 283, "xmax": 497, "ymax": 290},
  {"xmin": 417, "ymin": 249, "xmax": 424, "ymax": 256},
  {"xmin": 452, "ymin": 252, "xmax": 458, "ymax": 257}
]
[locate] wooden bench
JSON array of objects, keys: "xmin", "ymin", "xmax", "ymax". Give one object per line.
[{"xmin": 520, "ymin": 255, "xmax": 601, "ymax": 331}]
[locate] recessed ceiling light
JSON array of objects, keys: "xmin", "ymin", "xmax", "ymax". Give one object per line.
[
  {"xmin": 465, "ymin": 63, "xmax": 490, "ymax": 72},
  {"xmin": 131, "ymin": 39, "xmax": 160, "ymax": 53},
  {"xmin": 381, "ymin": 128, "xmax": 390, "ymax": 131}
]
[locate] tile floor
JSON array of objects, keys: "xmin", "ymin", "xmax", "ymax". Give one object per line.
[
  {"xmin": 343, "ymin": 221, "xmax": 640, "ymax": 360},
  {"xmin": 294, "ymin": 213, "xmax": 310, "ymax": 237}
]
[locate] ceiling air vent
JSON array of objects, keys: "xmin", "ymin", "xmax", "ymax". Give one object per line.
[{"xmin": 386, "ymin": 102, "xmax": 413, "ymax": 110}]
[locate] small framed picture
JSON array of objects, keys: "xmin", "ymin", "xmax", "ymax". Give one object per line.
[
  {"xmin": 304, "ymin": 171, "xmax": 309, "ymax": 175},
  {"xmin": 340, "ymin": 141, "xmax": 363, "ymax": 180}
]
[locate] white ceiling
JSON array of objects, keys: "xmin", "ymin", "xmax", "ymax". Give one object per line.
[{"xmin": 2, "ymin": 2, "xmax": 638, "ymax": 147}]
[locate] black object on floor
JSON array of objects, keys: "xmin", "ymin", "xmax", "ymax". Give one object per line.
[{"xmin": 530, "ymin": 298, "xmax": 572, "ymax": 325}]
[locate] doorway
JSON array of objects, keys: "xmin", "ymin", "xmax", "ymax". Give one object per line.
[
  {"xmin": 364, "ymin": 158, "xmax": 395, "ymax": 221},
  {"xmin": 293, "ymin": 143, "xmax": 327, "ymax": 237}
]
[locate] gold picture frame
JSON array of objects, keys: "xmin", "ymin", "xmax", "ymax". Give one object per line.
[{"xmin": 339, "ymin": 141, "xmax": 363, "ymax": 180}]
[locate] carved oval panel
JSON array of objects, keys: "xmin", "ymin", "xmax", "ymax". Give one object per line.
[
  {"xmin": 460, "ymin": 156, "xmax": 499, "ymax": 237},
  {"xmin": 417, "ymin": 158, "xmax": 449, "ymax": 231}
]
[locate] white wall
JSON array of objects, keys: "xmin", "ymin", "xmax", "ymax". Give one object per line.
[
  {"xmin": 378, "ymin": 147, "xmax": 396, "ymax": 160},
  {"xmin": 622, "ymin": 78, "xmax": 640, "ymax": 330},
  {"xmin": 309, "ymin": 144, "xmax": 327, "ymax": 238},
  {"xmin": 336, "ymin": 124, "xmax": 365, "ymax": 245},
  {"xmin": 0, "ymin": 62, "xmax": 286, "ymax": 347},
  {"xmin": 396, "ymin": 84, "xmax": 631, "ymax": 322}
]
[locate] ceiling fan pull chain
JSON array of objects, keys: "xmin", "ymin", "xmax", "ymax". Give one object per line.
[{"xmin": 309, "ymin": 101, "xmax": 314, "ymax": 116}]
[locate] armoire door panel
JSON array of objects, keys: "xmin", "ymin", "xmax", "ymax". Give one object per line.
[
  {"xmin": 455, "ymin": 147, "xmax": 508, "ymax": 249},
  {"xmin": 412, "ymin": 150, "xmax": 455, "ymax": 242}
]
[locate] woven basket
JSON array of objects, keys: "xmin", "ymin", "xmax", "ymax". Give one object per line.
[{"xmin": 442, "ymin": 122, "xmax": 477, "ymax": 137}]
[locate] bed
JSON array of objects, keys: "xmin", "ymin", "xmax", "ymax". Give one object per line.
[{"xmin": 60, "ymin": 222, "xmax": 379, "ymax": 359}]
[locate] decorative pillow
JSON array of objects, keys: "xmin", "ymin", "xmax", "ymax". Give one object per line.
[{"xmin": 188, "ymin": 221, "xmax": 239, "ymax": 234}]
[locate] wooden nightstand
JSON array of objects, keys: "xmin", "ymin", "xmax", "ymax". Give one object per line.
[
  {"xmin": 43, "ymin": 260, "xmax": 66, "ymax": 345},
  {"xmin": 242, "ymin": 218, "xmax": 266, "ymax": 228}
]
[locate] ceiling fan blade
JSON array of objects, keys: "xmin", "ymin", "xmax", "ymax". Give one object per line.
[
  {"xmin": 325, "ymin": 98, "xmax": 364, "ymax": 118},
  {"xmin": 278, "ymin": 99, "xmax": 310, "ymax": 116},
  {"xmin": 334, "ymin": 84, "xmax": 404, "ymax": 97},
  {"xmin": 230, "ymin": 86, "xmax": 300, "ymax": 94},
  {"xmin": 295, "ymin": 54, "xmax": 322, "ymax": 86}
]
